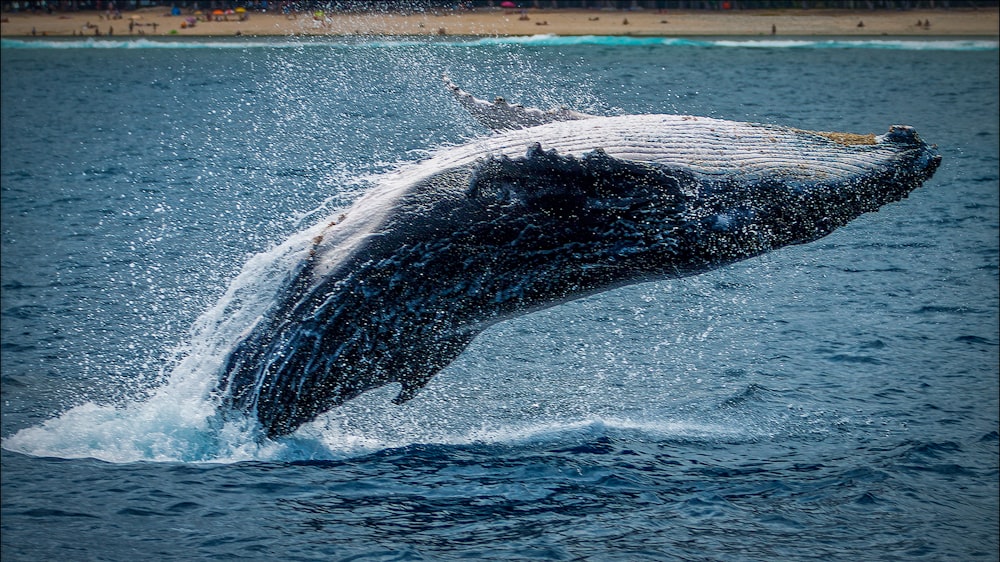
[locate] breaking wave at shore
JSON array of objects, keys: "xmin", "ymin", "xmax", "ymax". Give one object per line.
[{"xmin": 2, "ymin": 35, "xmax": 998, "ymax": 50}]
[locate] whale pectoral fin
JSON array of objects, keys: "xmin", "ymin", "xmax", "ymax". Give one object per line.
[
  {"xmin": 391, "ymin": 331, "xmax": 479, "ymax": 405},
  {"xmin": 443, "ymin": 75, "xmax": 595, "ymax": 132}
]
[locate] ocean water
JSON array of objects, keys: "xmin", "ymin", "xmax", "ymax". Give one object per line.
[{"xmin": 2, "ymin": 35, "xmax": 998, "ymax": 560}]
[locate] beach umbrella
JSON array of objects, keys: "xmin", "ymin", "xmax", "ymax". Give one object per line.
[
  {"xmin": 212, "ymin": 9, "xmax": 224, "ymax": 15},
  {"xmin": 500, "ymin": 1, "xmax": 516, "ymax": 7},
  {"xmin": 235, "ymin": 7, "xmax": 246, "ymax": 12}
]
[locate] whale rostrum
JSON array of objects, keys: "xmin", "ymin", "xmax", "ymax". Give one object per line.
[{"xmin": 216, "ymin": 83, "xmax": 941, "ymax": 438}]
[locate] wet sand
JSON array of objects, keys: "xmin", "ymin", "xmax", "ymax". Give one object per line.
[{"xmin": 2, "ymin": 7, "xmax": 998, "ymax": 38}]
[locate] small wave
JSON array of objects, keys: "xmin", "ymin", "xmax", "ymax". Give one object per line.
[
  {"xmin": 827, "ymin": 353, "xmax": 882, "ymax": 365},
  {"xmin": 4, "ymin": 36, "xmax": 996, "ymax": 51},
  {"xmin": 902, "ymin": 440, "xmax": 963, "ymax": 460},
  {"xmin": 954, "ymin": 334, "xmax": 998, "ymax": 346},
  {"xmin": 0, "ymin": 38, "xmax": 265, "ymax": 50},
  {"xmin": 467, "ymin": 34, "xmax": 699, "ymax": 47},
  {"xmin": 915, "ymin": 304, "xmax": 981, "ymax": 315},
  {"xmin": 719, "ymin": 383, "xmax": 776, "ymax": 409},
  {"xmin": 709, "ymin": 38, "xmax": 1000, "ymax": 50}
]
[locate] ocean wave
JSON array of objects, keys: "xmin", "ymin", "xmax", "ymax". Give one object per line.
[
  {"xmin": 0, "ymin": 37, "xmax": 299, "ymax": 49},
  {"xmin": 3, "ymin": 35, "xmax": 997, "ymax": 51}
]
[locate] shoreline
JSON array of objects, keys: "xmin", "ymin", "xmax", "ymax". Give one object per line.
[{"xmin": 2, "ymin": 8, "xmax": 998, "ymax": 39}]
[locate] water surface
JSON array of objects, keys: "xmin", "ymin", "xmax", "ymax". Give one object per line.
[{"xmin": 2, "ymin": 36, "xmax": 998, "ymax": 560}]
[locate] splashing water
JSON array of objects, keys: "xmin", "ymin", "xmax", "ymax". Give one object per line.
[{"xmin": 2, "ymin": 217, "xmax": 326, "ymax": 462}]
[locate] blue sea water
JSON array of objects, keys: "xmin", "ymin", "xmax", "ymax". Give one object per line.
[{"xmin": 2, "ymin": 35, "xmax": 998, "ymax": 560}]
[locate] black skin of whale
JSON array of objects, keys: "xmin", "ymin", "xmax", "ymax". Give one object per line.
[{"xmin": 217, "ymin": 134, "xmax": 940, "ymax": 439}]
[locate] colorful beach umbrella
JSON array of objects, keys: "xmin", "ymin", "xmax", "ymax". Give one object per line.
[{"xmin": 500, "ymin": 1, "xmax": 516, "ymax": 7}]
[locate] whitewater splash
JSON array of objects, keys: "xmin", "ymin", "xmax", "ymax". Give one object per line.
[{"xmin": 1, "ymin": 220, "xmax": 324, "ymax": 462}]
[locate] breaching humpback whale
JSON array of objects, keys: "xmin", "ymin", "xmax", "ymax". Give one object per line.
[{"xmin": 216, "ymin": 80, "xmax": 941, "ymax": 438}]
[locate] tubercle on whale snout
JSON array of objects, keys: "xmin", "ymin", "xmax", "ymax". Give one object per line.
[
  {"xmin": 884, "ymin": 125, "xmax": 941, "ymax": 167},
  {"xmin": 883, "ymin": 124, "xmax": 923, "ymax": 146},
  {"xmin": 886, "ymin": 126, "xmax": 942, "ymax": 187}
]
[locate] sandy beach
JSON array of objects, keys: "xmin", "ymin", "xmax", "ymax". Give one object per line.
[{"xmin": 2, "ymin": 7, "xmax": 998, "ymax": 38}]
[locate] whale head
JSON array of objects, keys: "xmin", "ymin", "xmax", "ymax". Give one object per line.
[{"xmin": 670, "ymin": 124, "xmax": 941, "ymax": 273}]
